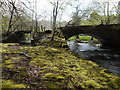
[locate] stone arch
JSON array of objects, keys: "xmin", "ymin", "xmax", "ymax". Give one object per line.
[{"xmin": 60, "ymin": 24, "xmax": 120, "ymax": 49}]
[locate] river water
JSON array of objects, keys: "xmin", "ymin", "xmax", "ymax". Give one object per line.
[{"xmin": 67, "ymin": 41, "xmax": 120, "ymax": 76}]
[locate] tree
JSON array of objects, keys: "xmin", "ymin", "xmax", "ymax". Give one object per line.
[
  {"xmin": 70, "ymin": 0, "xmax": 105, "ymax": 26},
  {"xmin": 1, "ymin": 0, "xmax": 38, "ymax": 34},
  {"xmin": 118, "ymin": 1, "xmax": 120, "ymax": 24},
  {"xmin": 0, "ymin": 1, "xmax": 2, "ymax": 34},
  {"xmin": 50, "ymin": 0, "xmax": 59, "ymax": 42},
  {"xmin": 71, "ymin": 5, "xmax": 81, "ymax": 25},
  {"xmin": 89, "ymin": 11, "xmax": 101, "ymax": 25},
  {"xmin": 1, "ymin": 0, "xmax": 25, "ymax": 33},
  {"xmin": 48, "ymin": 0, "xmax": 70, "ymax": 42}
]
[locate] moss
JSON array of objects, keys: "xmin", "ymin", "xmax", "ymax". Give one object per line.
[
  {"xmin": 3, "ymin": 59, "xmax": 15, "ymax": 69},
  {"xmin": 2, "ymin": 80, "xmax": 28, "ymax": 88},
  {"xmin": 4, "ymin": 60, "xmax": 14, "ymax": 64},
  {"xmin": 2, "ymin": 43, "xmax": 120, "ymax": 89},
  {"xmin": 3, "ymin": 43, "xmax": 20, "ymax": 46},
  {"xmin": 17, "ymin": 67, "xmax": 27, "ymax": 71},
  {"xmin": 18, "ymin": 72, "xmax": 28, "ymax": 76},
  {"xmin": 47, "ymin": 37, "xmax": 68, "ymax": 48},
  {"xmin": 82, "ymin": 80, "xmax": 103, "ymax": 88},
  {"xmin": 45, "ymin": 47, "xmax": 58, "ymax": 52}
]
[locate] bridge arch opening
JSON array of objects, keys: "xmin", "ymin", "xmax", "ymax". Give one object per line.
[{"xmin": 68, "ymin": 34, "xmax": 102, "ymax": 47}]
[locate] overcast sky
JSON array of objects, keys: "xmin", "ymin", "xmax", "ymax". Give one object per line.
[{"xmin": 21, "ymin": 0, "xmax": 119, "ymax": 21}]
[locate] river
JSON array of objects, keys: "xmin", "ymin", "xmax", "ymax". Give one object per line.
[{"xmin": 67, "ymin": 41, "xmax": 120, "ymax": 76}]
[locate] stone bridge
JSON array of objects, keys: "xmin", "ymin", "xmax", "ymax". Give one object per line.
[
  {"xmin": 60, "ymin": 24, "xmax": 120, "ymax": 49},
  {"xmin": 2, "ymin": 30, "xmax": 52, "ymax": 44},
  {"xmin": 2, "ymin": 30, "xmax": 32, "ymax": 43}
]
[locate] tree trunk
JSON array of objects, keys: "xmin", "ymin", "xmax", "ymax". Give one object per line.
[
  {"xmin": 7, "ymin": 8, "xmax": 14, "ymax": 34},
  {"xmin": 106, "ymin": 1, "xmax": 110, "ymax": 24},
  {"xmin": 118, "ymin": 1, "xmax": 120, "ymax": 24},
  {"xmin": 50, "ymin": 1, "xmax": 59, "ymax": 42}
]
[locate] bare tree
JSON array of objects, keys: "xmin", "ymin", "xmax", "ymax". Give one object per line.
[
  {"xmin": 48, "ymin": 0, "xmax": 70, "ymax": 42},
  {"xmin": 0, "ymin": 2, "xmax": 2, "ymax": 33},
  {"xmin": 1, "ymin": 0, "xmax": 38, "ymax": 34},
  {"xmin": 1, "ymin": 0, "xmax": 24, "ymax": 34},
  {"xmin": 118, "ymin": 1, "xmax": 120, "ymax": 24},
  {"xmin": 50, "ymin": 0, "xmax": 59, "ymax": 42},
  {"xmin": 0, "ymin": 1, "xmax": 3, "ymax": 24},
  {"xmin": 7, "ymin": 0, "xmax": 16, "ymax": 33}
]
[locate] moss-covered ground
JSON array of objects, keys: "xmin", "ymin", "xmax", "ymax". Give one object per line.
[{"xmin": 1, "ymin": 42, "xmax": 120, "ymax": 89}]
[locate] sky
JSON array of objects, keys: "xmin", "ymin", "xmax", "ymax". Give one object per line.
[{"xmin": 21, "ymin": 0, "xmax": 120, "ymax": 21}]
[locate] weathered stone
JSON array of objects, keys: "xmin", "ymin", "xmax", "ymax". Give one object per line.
[{"xmin": 60, "ymin": 24, "xmax": 120, "ymax": 49}]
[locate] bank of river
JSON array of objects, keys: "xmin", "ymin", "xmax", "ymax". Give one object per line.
[
  {"xmin": 67, "ymin": 41, "xmax": 120, "ymax": 76},
  {"xmin": 1, "ymin": 43, "xmax": 120, "ymax": 89}
]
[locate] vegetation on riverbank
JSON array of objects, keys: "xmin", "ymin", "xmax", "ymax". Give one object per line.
[
  {"xmin": 68, "ymin": 35, "xmax": 96, "ymax": 41},
  {"xmin": 1, "ymin": 43, "xmax": 120, "ymax": 89}
]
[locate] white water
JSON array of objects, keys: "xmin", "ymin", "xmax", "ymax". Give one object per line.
[
  {"xmin": 67, "ymin": 41, "xmax": 100, "ymax": 52},
  {"xmin": 67, "ymin": 41, "xmax": 120, "ymax": 76}
]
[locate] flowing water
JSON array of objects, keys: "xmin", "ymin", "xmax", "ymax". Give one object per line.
[{"xmin": 67, "ymin": 41, "xmax": 120, "ymax": 76}]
